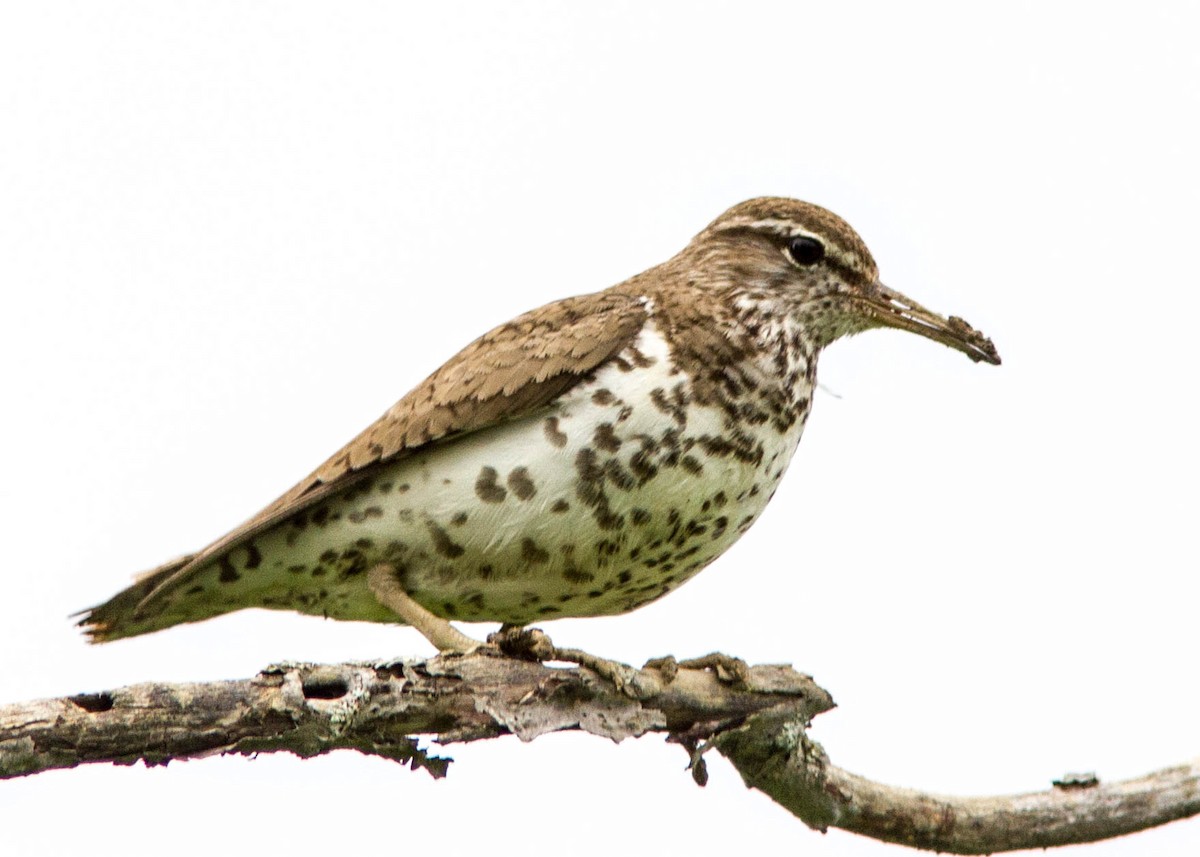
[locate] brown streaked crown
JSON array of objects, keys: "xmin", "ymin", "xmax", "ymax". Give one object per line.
[{"xmin": 700, "ymin": 197, "xmax": 879, "ymax": 286}]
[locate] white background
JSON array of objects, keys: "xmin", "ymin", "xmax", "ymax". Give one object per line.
[{"xmin": 2, "ymin": 2, "xmax": 1198, "ymax": 854}]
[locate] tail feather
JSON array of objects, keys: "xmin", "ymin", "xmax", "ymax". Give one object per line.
[{"xmin": 75, "ymin": 554, "xmax": 197, "ymax": 643}]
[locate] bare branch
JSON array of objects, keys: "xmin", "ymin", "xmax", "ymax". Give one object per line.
[
  {"xmin": 0, "ymin": 652, "xmax": 827, "ymax": 780},
  {"xmin": 714, "ymin": 705, "xmax": 1200, "ymax": 854},
  {"xmin": 3, "ymin": 651, "xmax": 1198, "ymax": 853}
]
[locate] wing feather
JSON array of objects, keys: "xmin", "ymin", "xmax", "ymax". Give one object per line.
[{"xmin": 127, "ymin": 290, "xmax": 649, "ymax": 611}]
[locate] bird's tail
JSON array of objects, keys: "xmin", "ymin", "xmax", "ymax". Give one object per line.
[{"xmin": 74, "ymin": 554, "xmax": 197, "ymax": 643}]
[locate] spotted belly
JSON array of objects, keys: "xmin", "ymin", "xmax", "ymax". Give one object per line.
[{"xmin": 147, "ymin": 331, "xmax": 811, "ymax": 630}]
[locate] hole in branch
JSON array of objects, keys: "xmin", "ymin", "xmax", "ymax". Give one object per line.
[
  {"xmin": 68, "ymin": 692, "xmax": 115, "ymax": 713},
  {"xmin": 302, "ymin": 677, "xmax": 349, "ymax": 699}
]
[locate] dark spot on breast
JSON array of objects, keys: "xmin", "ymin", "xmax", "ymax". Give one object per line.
[
  {"xmin": 627, "ymin": 345, "xmax": 657, "ymax": 368},
  {"xmin": 507, "ymin": 466, "xmax": 537, "ymax": 500},
  {"xmin": 521, "ymin": 538, "xmax": 550, "ymax": 565},
  {"xmin": 575, "ymin": 447, "xmax": 603, "ymax": 487},
  {"xmin": 218, "ymin": 556, "xmax": 240, "ymax": 583},
  {"xmin": 617, "ymin": 570, "xmax": 633, "ymax": 584},
  {"xmin": 551, "ymin": 498, "xmax": 570, "ymax": 513},
  {"xmin": 451, "ymin": 511, "xmax": 469, "ymax": 526},
  {"xmin": 348, "ymin": 506, "xmax": 384, "ymax": 524},
  {"xmin": 592, "ymin": 388, "xmax": 616, "ymax": 405},
  {"xmin": 593, "ymin": 423, "xmax": 622, "ymax": 452},
  {"xmin": 243, "ymin": 543, "xmax": 262, "ymax": 570},
  {"xmin": 427, "ymin": 521, "xmax": 466, "ymax": 559},
  {"xmin": 338, "ymin": 554, "xmax": 368, "ymax": 579},
  {"xmin": 630, "ymin": 449, "xmax": 658, "ymax": 484},
  {"xmin": 630, "ymin": 507, "xmax": 652, "ymax": 526},
  {"xmin": 594, "ymin": 505, "xmax": 625, "ymax": 530},
  {"xmin": 185, "ymin": 584, "xmax": 204, "ymax": 596},
  {"xmin": 478, "ymin": 564, "xmax": 495, "ymax": 580},
  {"xmin": 563, "ymin": 565, "xmax": 594, "ymax": 583},
  {"xmin": 602, "ymin": 458, "xmax": 635, "ymax": 491},
  {"xmin": 543, "ymin": 417, "xmax": 568, "ymax": 448},
  {"xmin": 681, "ymin": 455, "xmax": 703, "ymax": 474},
  {"xmin": 475, "ymin": 466, "xmax": 507, "ymax": 503}
]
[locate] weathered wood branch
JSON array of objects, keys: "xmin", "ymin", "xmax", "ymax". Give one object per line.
[
  {"xmin": 2, "ymin": 651, "xmax": 1197, "ymax": 853},
  {"xmin": 715, "ymin": 705, "xmax": 1200, "ymax": 853}
]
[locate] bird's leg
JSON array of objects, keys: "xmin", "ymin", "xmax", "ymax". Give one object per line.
[
  {"xmin": 367, "ymin": 567, "xmax": 661, "ymax": 697},
  {"xmin": 367, "ymin": 564, "xmax": 482, "ymax": 654}
]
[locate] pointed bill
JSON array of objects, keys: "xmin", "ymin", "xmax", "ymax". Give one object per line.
[{"xmin": 857, "ymin": 282, "xmax": 1001, "ymax": 365}]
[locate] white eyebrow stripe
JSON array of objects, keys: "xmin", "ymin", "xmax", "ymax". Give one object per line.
[
  {"xmin": 713, "ymin": 217, "xmax": 816, "ymax": 238},
  {"xmin": 712, "ymin": 217, "xmax": 864, "ymax": 272}
]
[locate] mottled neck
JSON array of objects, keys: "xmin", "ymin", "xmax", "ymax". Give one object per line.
[{"xmin": 730, "ymin": 291, "xmax": 819, "ymax": 416}]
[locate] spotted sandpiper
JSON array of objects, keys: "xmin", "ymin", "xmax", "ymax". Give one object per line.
[{"xmin": 80, "ymin": 197, "xmax": 999, "ymax": 653}]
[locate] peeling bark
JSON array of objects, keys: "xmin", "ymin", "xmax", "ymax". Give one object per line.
[{"xmin": 2, "ymin": 651, "xmax": 1197, "ymax": 853}]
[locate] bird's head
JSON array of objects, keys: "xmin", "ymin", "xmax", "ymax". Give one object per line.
[{"xmin": 688, "ymin": 197, "xmax": 1000, "ymax": 365}]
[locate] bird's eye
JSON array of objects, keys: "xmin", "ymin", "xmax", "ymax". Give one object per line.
[{"xmin": 786, "ymin": 236, "xmax": 825, "ymax": 266}]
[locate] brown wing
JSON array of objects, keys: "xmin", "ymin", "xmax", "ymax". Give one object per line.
[{"xmin": 135, "ymin": 289, "xmax": 649, "ymax": 606}]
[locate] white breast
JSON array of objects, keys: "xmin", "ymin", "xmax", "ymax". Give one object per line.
[{"xmin": 171, "ymin": 318, "xmax": 815, "ymax": 627}]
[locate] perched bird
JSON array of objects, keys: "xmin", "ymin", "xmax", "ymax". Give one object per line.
[{"xmin": 80, "ymin": 197, "xmax": 999, "ymax": 652}]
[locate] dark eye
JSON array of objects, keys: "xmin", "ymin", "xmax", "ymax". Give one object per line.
[{"xmin": 787, "ymin": 236, "xmax": 825, "ymax": 266}]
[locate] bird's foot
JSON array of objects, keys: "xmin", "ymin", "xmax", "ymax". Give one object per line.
[
  {"xmin": 487, "ymin": 624, "xmax": 556, "ymax": 661},
  {"xmin": 551, "ymin": 646, "xmax": 663, "ymax": 700},
  {"xmin": 368, "ymin": 564, "xmax": 484, "ymax": 655},
  {"xmin": 643, "ymin": 652, "xmax": 750, "ymax": 689},
  {"xmin": 485, "ymin": 625, "xmax": 661, "ymax": 699}
]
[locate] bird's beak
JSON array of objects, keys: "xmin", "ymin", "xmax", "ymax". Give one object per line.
[{"xmin": 856, "ymin": 281, "xmax": 1001, "ymax": 365}]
